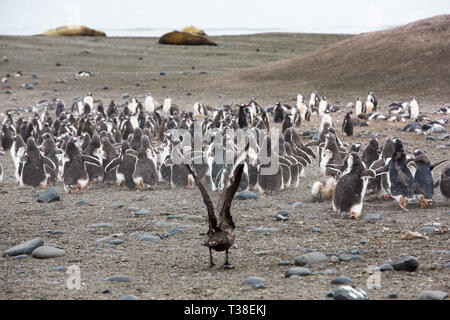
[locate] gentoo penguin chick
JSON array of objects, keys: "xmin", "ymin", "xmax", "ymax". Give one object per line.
[
  {"xmin": 40, "ymin": 133, "xmax": 62, "ymax": 186},
  {"xmin": 256, "ymin": 136, "xmax": 283, "ymax": 195},
  {"xmin": 342, "ymin": 111, "xmax": 353, "ymax": 136},
  {"xmin": 1, "ymin": 124, "xmax": 14, "ymax": 151},
  {"xmin": 438, "ymin": 165, "xmax": 450, "ymax": 203},
  {"xmin": 311, "ymin": 176, "xmax": 336, "ymax": 202},
  {"xmin": 101, "ymin": 136, "xmax": 119, "ymax": 184},
  {"xmin": 376, "ymin": 139, "xmax": 415, "ymax": 209},
  {"xmin": 82, "ymin": 133, "xmax": 103, "ymax": 186},
  {"xmin": 105, "ymin": 141, "xmax": 137, "ymax": 189},
  {"xmin": 409, "ymin": 149, "xmax": 447, "ymax": 208},
  {"xmin": 409, "ymin": 96, "xmax": 419, "ymax": 120},
  {"xmin": 185, "ymin": 162, "xmax": 244, "ymax": 269},
  {"xmin": 332, "ymin": 153, "xmax": 375, "ymax": 219},
  {"xmin": 20, "ymin": 137, "xmax": 56, "ymax": 188},
  {"xmin": 127, "ymin": 135, "xmax": 157, "ymax": 190}
]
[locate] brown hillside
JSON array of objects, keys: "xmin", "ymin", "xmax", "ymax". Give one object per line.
[{"xmin": 224, "ymin": 15, "xmax": 450, "ymax": 102}]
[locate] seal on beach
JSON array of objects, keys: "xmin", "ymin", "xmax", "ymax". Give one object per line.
[
  {"xmin": 20, "ymin": 137, "xmax": 56, "ymax": 188},
  {"xmin": 331, "ymin": 152, "xmax": 375, "ymax": 219}
]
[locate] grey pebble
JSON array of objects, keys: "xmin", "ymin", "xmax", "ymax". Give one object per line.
[
  {"xmin": 107, "ymin": 275, "xmax": 132, "ymax": 283},
  {"xmin": 37, "ymin": 188, "xmax": 60, "ymax": 203},
  {"xmin": 285, "ymin": 267, "xmax": 311, "ymax": 277},
  {"xmin": 418, "ymin": 290, "xmax": 448, "ymax": 300},
  {"xmin": 234, "ymin": 190, "xmax": 259, "ymax": 200},
  {"xmin": 294, "ymin": 252, "xmax": 327, "ymax": 266},
  {"xmin": 110, "ymin": 202, "xmax": 125, "ymax": 209},
  {"xmin": 331, "ymin": 276, "xmax": 353, "ymax": 285},
  {"xmin": 364, "ymin": 214, "xmax": 381, "ymax": 222}
]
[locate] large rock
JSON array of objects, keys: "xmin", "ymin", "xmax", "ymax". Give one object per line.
[
  {"xmin": 37, "ymin": 188, "xmax": 60, "ymax": 203},
  {"xmin": 392, "ymin": 256, "xmax": 419, "ymax": 272},
  {"xmin": 3, "ymin": 238, "xmax": 44, "ymax": 257},
  {"xmin": 31, "ymin": 246, "xmax": 65, "ymax": 259},
  {"xmin": 294, "ymin": 252, "xmax": 327, "ymax": 266},
  {"xmin": 159, "ymin": 31, "xmax": 217, "ymax": 46},
  {"xmin": 418, "ymin": 290, "xmax": 448, "ymax": 300},
  {"xmin": 42, "ymin": 25, "xmax": 106, "ymax": 37}
]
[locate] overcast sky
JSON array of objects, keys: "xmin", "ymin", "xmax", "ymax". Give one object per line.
[{"xmin": 0, "ymin": 0, "xmax": 448, "ymax": 35}]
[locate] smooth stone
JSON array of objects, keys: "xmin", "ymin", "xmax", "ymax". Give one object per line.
[
  {"xmin": 331, "ymin": 276, "xmax": 353, "ymax": 285},
  {"xmin": 161, "ymin": 228, "xmax": 185, "ymax": 238},
  {"xmin": 110, "ymin": 240, "xmax": 123, "ymax": 245},
  {"xmin": 418, "ymin": 290, "xmax": 448, "ymax": 300},
  {"xmin": 294, "ymin": 252, "xmax": 327, "ymax": 266},
  {"xmin": 339, "ymin": 254, "xmax": 365, "ymax": 262},
  {"xmin": 140, "ymin": 235, "xmax": 160, "ymax": 243},
  {"xmin": 31, "ymin": 246, "xmax": 65, "ymax": 259},
  {"xmin": 4, "ymin": 238, "xmax": 44, "ymax": 257},
  {"xmin": 110, "ymin": 202, "xmax": 125, "ymax": 209},
  {"xmin": 392, "ymin": 256, "xmax": 419, "ymax": 272},
  {"xmin": 50, "ymin": 266, "xmax": 68, "ymax": 271},
  {"xmin": 333, "ymin": 286, "xmax": 369, "ymax": 300},
  {"xmin": 444, "ymin": 210, "xmax": 450, "ymax": 215},
  {"xmin": 255, "ymin": 251, "xmax": 267, "ymax": 256},
  {"xmin": 278, "ymin": 261, "xmax": 290, "ymax": 266},
  {"xmin": 8, "ymin": 254, "xmax": 28, "ymax": 260},
  {"xmin": 417, "ymin": 227, "xmax": 435, "ymax": 234},
  {"xmin": 387, "ymin": 292, "xmax": 398, "ymax": 299},
  {"xmin": 285, "ymin": 267, "xmax": 311, "ymax": 277},
  {"xmin": 364, "ymin": 214, "xmax": 381, "ymax": 222},
  {"xmin": 76, "ymin": 200, "xmax": 92, "ymax": 206},
  {"xmin": 126, "ymin": 207, "xmax": 139, "ymax": 212},
  {"xmin": 292, "ymin": 202, "xmax": 303, "ymax": 208},
  {"xmin": 92, "ymin": 223, "xmax": 114, "ymax": 228},
  {"xmin": 37, "ymin": 188, "xmax": 60, "ymax": 203},
  {"xmin": 253, "ymin": 227, "xmax": 278, "ymax": 233},
  {"xmin": 242, "ymin": 277, "xmax": 265, "ymax": 286},
  {"xmin": 135, "ymin": 210, "xmax": 149, "ymax": 216},
  {"xmin": 234, "ymin": 190, "xmax": 259, "ymax": 200},
  {"xmin": 119, "ymin": 295, "xmax": 139, "ymax": 300},
  {"xmin": 312, "ymin": 227, "xmax": 321, "ymax": 233},
  {"xmin": 380, "ymin": 261, "xmax": 394, "ymax": 271},
  {"xmin": 121, "ymin": 93, "xmax": 129, "ymax": 99},
  {"xmin": 276, "ymin": 210, "xmax": 289, "ymax": 217},
  {"xmin": 322, "ymin": 269, "xmax": 337, "ymax": 275},
  {"xmin": 360, "ymin": 239, "xmax": 368, "ymax": 245},
  {"xmin": 107, "ymin": 275, "xmax": 132, "ymax": 283}
]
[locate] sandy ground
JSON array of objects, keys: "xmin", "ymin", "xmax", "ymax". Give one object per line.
[{"xmin": 0, "ymin": 34, "xmax": 449, "ymax": 300}]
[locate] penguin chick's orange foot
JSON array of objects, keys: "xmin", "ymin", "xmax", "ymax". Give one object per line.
[
  {"xmin": 76, "ymin": 184, "xmax": 83, "ymax": 193},
  {"xmin": 349, "ymin": 212, "xmax": 359, "ymax": 220},
  {"xmin": 139, "ymin": 180, "xmax": 145, "ymax": 190},
  {"xmin": 419, "ymin": 197, "xmax": 429, "ymax": 209},
  {"xmin": 398, "ymin": 197, "xmax": 407, "ymax": 209}
]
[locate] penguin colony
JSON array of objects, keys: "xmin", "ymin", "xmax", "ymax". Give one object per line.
[
  {"xmin": 0, "ymin": 91, "xmax": 448, "ymax": 204},
  {"xmin": 0, "ymin": 91, "xmax": 448, "ymax": 266}
]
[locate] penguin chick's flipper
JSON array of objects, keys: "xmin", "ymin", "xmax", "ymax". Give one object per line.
[
  {"xmin": 125, "ymin": 149, "xmax": 139, "ymax": 157},
  {"xmin": 42, "ymin": 156, "xmax": 56, "ymax": 171},
  {"xmin": 361, "ymin": 169, "xmax": 376, "ymax": 178},
  {"xmin": 430, "ymin": 159, "xmax": 448, "ymax": 171},
  {"xmin": 105, "ymin": 157, "xmax": 121, "ymax": 173},
  {"xmin": 81, "ymin": 155, "xmax": 102, "ymax": 167}
]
